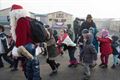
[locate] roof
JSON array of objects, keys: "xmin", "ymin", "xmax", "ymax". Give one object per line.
[
  {"xmin": 47, "ymin": 11, "xmax": 73, "ymax": 16},
  {"xmin": 0, "ymin": 8, "xmax": 11, "ymax": 11}
]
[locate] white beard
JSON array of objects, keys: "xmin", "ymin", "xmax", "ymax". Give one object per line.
[{"xmin": 9, "ymin": 9, "xmax": 30, "ymax": 42}]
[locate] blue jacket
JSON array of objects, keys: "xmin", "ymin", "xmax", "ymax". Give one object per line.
[{"xmin": 112, "ymin": 41, "xmax": 119, "ymax": 55}]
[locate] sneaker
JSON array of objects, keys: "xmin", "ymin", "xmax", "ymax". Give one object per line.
[
  {"xmin": 111, "ymin": 64, "xmax": 116, "ymax": 69},
  {"xmin": 56, "ymin": 63, "xmax": 60, "ymax": 69}
]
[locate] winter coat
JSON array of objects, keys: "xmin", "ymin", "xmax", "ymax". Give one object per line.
[
  {"xmin": 82, "ymin": 44, "xmax": 97, "ymax": 64},
  {"xmin": 46, "ymin": 28, "xmax": 58, "ymax": 58},
  {"xmin": 79, "ymin": 20, "xmax": 96, "ymax": 36},
  {"xmin": 15, "ymin": 17, "xmax": 32, "ymax": 47},
  {"xmin": 0, "ymin": 32, "xmax": 8, "ymax": 54},
  {"xmin": 98, "ymin": 37, "xmax": 113, "ymax": 55},
  {"xmin": 112, "ymin": 41, "xmax": 119, "ymax": 55},
  {"xmin": 67, "ymin": 29, "xmax": 73, "ymax": 40}
]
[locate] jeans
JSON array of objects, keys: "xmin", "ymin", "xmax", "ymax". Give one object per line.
[
  {"xmin": 113, "ymin": 55, "xmax": 119, "ymax": 65},
  {"xmin": 24, "ymin": 43, "xmax": 41, "ymax": 80}
]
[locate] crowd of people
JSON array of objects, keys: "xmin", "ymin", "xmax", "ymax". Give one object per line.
[{"xmin": 0, "ymin": 4, "xmax": 120, "ymax": 80}]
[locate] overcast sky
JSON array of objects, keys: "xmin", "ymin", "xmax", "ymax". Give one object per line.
[{"xmin": 0, "ymin": 0, "xmax": 120, "ymax": 18}]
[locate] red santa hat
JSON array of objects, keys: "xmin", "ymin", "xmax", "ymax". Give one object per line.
[{"xmin": 11, "ymin": 4, "xmax": 23, "ymax": 11}]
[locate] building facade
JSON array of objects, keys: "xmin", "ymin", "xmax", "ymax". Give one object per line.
[{"xmin": 47, "ymin": 11, "xmax": 73, "ymax": 29}]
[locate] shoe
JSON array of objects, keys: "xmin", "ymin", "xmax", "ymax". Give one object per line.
[
  {"xmin": 9, "ymin": 64, "xmax": 13, "ymax": 68},
  {"xmin": 101, "ymin": 64, "xmax": 108, "ymax": 68},
  {"xmin": 83, "ymin": 76, "xmax": 90, "ymax": 80},
  {"xmin": 73, "ymin": 64, "xmax": 78, "ymax": 68},
  {"xmin": 56, "ymin": 63, "xmax": 60, "ymax": 69},
  {"xmin": 0, "ymin": 65, "xmax": 4, "ymax": 68},
  {"xmin": 89, "ymin": 63, "xmax": 97, "ymax": 69},
  {"xmin": 111, "ymin": 64, "xmax": 116, "ymax": 69},
  {"xmin": 49, "ymin": 70, "xmax": 57, "ymax": 76},
  {"xmin": 99, "ymin": 63, "xmax": 104, "ymax": 67},
  {"xmin": 68, "ymin": 64, "xmax": 73, "ymax": 67}
]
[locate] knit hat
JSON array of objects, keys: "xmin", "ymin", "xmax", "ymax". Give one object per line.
[
  {"xmin": 101, "ymin": 29, "xmax": 109, "ymax": 38},
  {"xmin": 11, "ymin": 4, "xmax": 23, "ymax": 11},
  {"xmin": 86, "ymin": 14, "xmax": 92, "ymax": 19}
]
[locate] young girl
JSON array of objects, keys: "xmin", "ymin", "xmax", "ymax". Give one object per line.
[
  {"xmin": 57, "ymin": 29, "xmax": 78, "ymax": 67},
  {"xmin": 45, "ymin": 25, "xmax": 60, "ymax": 76},
  {"xmin": 98, "ymin": 29, "xmax": 112, "ymax": 68}
]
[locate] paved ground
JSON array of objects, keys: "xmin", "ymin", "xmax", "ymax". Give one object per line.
[{"xmin": 0, "ymin": 49, "xmax": 120, "ymax": 80}]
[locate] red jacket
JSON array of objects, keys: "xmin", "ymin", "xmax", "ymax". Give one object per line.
[
  {"xmin": 98, "ymin": 37, "xmax": 112, "ymax": 55},
  {"xmin": 16, "ymin": 17, "xmax": 32, "ymax": 47}
]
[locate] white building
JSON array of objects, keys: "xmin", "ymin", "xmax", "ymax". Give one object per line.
[{"xmin": 47, "ymin": 11, "xmax": 73, "ymax": 29}]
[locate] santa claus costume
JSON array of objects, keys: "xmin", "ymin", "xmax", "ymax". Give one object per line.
[{"xmin": 9, "ymin": 4, "xmax": 41, "ymax": 80}]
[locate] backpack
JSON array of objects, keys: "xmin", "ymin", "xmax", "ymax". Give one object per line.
[{"xmin": 27, "ymin": 18, "xmax": 49, "ymax": 43}]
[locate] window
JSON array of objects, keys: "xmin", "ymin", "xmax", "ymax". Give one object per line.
[
  {"xmin": 61, "ymin": 19, "xmax": 66, "ymax": 22},
  {"xmin": 49, "ymin": 18, "xmax": 52, "ymax": 21},
  {"xmin": 56, "ymin": 14, "xmax": 64, "ymax": 18},
  {"xmin": 54, "ymin": 19, "xmax": 58, "ymax": 22}
]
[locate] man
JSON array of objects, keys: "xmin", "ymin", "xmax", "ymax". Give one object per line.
[
  {"xmin": 9, "ymin": 4, "xmax": 41, "ymax": 80},
  {"xmin": 67, "ymin": 24, "xmax": 73, "ymax": 41}
]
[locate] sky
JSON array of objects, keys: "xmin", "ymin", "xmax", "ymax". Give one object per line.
[{"xmin": 0, "ymin": 0, "xmax": 120, "ymax": 18}]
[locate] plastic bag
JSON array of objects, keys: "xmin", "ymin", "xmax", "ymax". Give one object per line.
[
  {"xmin": 35, "ymin": 46, "xmax": 42, "ymax": 56},
  {"xmin": 116, "ymin": 46, "xmax": 120, "ymax": 53},
  {"xmin": 12, "ymin": 46, "xmax": 19, "ymax": 57}
]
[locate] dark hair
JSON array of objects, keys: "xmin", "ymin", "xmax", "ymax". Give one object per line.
[
  {"xmin": 86, "ymin": 14, "xmax": 92, "ymax": 19},
  {"xmin": 0, "ymin": 24, "xmax": 5, "ymax": 32},
  {"xmin": 112, "ymin": 35, "xmax": 119, "ymax": 42}
]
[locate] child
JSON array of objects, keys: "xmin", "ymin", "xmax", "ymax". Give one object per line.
[
  {"xmin": 111, "ymin": 35, "xmax": 119, "ymax": 69},
  {"xmin": 77, "ymin": 29, "xmax": 89, "ymax": 63},
  {"xmin": 82, "ymin": 33, "xmax": 97, "ymax": 80},
  {"xmin": 0, "ymin": 25, "xmax": 13, "ymax": 68},
  {"xmin": 45, "ymin": 25, "xmax": 60, "ymax": 76},
  {"xmin": 57, "ymin": 29, "xmax": 78, "ymax": 67},
  {"xmin": 98, "ymin": 29, "xmax": 112, "ymax": 68}
]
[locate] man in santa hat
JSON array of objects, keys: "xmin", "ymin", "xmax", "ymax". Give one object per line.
[{"xmin": 9, "ymin": 4, "xmax": 41, "ymax": 80}]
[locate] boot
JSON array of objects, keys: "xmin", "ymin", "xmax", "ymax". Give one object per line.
[
  {"xmin": 111, "ymin": 64, "xmax": 116, "ymax": 69},
  {"xmin": 101, "ymin": 64, "xmax": 108, "ymax": 68}
]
